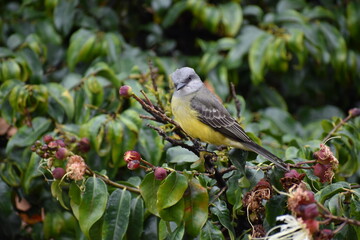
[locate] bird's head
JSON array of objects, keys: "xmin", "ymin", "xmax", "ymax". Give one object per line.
[{"xmin": 170, "ymin": 67, "xmax": 203, "ymax": 93}]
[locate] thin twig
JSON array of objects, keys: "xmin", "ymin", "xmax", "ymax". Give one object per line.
[
  {"xmin": 86, "ymin": 167, "xmax": 140, "ymax": 193},
  {"xmin": 322, "ymin": 109, "xmax": 359, "ymax": 142},
  {"xmin": 230, "ymin": 82, "xmax": 241, "ymax": 119}
]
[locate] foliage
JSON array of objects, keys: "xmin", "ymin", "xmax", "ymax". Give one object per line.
[{"xmin": 0, "ymin": 0, "xmax": 360, "ymax": 239}]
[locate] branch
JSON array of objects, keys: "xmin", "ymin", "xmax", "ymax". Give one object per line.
[
  {"xmin": 323, "ymin": 108, "xmax": 360, "ymax": 142},
  {"xmin": 86, "ymin": 167, "xmax": 140, "ymax": 193}
]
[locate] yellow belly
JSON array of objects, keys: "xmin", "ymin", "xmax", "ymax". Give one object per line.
[{"xmin": 172, "ymin": 95, "xmax": 233, "ymax": 146}]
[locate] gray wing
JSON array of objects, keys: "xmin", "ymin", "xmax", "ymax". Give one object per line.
[
  {"xmin": 191, "ymin": 86, "xmax": 288, "ymax": 171},
  {"xmin": 190, "ymin": 86, "xmax": 251, "ymax": 143}
]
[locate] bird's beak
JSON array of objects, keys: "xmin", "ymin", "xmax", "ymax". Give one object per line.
[{"xmin": 176, "ymin": 82, "xmax": 187, "ymax": 90}]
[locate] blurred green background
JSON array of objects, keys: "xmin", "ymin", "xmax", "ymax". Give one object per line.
[{"xmin": 0, "ymin": 0, "xmax": 359, "ymax": 239}]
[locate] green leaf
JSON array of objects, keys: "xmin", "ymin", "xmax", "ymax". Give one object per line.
[
  {"xmin": 347, "ymin": 2, "xmax": 360, "ymax": 41},
  {"xmin": 54, "ymin": 0, "xmax": 79, "ymax": 35},
  {"xmin": 0, "ymin": 162, "xmax": 21, "ymax": 187},
  {"xmin": 102, "ymin": 189, "xmax": 131, "ymax": 240},
  {"xmin": 159, "ymin": 198, "xmax": 184, "ymax": 224},
  {"xmin": 85, "ymin": 62, "xmax": 121, "ymax": 88},
  {"xmin": 157, "ymin": 172, "xmax": 188, "ymax": 210},
  {"xmin": 210, "ymin": 200, "xmax": 235, "ymax": 240},
  {"xmin": 166, "ymin": 146, "xmax": 198, "ymax": 164},
  {"xmin": 163, "ymin": 1, "xmax": 188, "ymax": 28},
  {"xmin": 169, "ymin": 223, "xmax": 185, "ymax": 240},
  {"xmin": 46, "ymin": 83, "xmax": 75, "ymax": 121},
  {"xmin": 6, "ymin": 117, "xmax": 52, "ymax": 153},
  {"xmin": 79, "ymin": 177, "xmax": 108, "ymax": 239},
  {"xmin": 258, "ymin": 85, "xmax": 288, "ymax": 111},
  {"xmin": 139, "ymin": 172, "xmax": 162, "ymax": 216},
  {"xmin": 248, "ymin": 33, "xmax": 274, "ymax": 85},
  {"xmin": 265, "ymin": 195, "xmax": 287, "ymax": 227},
  {"xmin": 22, "ymin": 153, "xmax": 42, "ymax": 194},
  {"xmin": 67, "ymin": 29, "xmax": 101, "ymax": 70},
  {"xmin": 126, "ymin": 196, "xmax": 144, "ymax": 240},
  {"xmin": 184, "ymin": 178, "xmax": 209, "ymax": 237},
  {"xmin": 51, "ymin": 180, "xmax": 69, "ymax": 210},
  {"xmin": 220, "ymin": 2, "xmax": 242, "ymax": 37},
  {"xmin": 315, "ymin": 182, "xmax": 351, "ymax": 204},
  {"xmin": 69, "ymin": 182, "xmax": 81, "ymax": 220},
  {"xmin": 200, "ymin": 221, "xmax": 225, "ymax": 240}
]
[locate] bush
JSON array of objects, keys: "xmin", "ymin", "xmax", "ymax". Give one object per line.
[{"xmin": 0, "ymin": 0, "xmax": 360, "ymax": 239}]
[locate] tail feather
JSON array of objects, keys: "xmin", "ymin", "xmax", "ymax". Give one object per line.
[{"xmin": 243, "ymin": 141, "xmax": 288, "ymax": 171}]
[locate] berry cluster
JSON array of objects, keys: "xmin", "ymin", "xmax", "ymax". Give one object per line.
[
  {"xmin": 123, "ymin": 150, "xmax": 168, "ymax": 180},
  {"xmin": 31, "ymin": 135, "xmax": 90, "ymax": 181}
]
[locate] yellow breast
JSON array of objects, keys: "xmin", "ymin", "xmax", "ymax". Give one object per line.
[{"xmin": 171, "ymin": 95, "xmax": 229, "ymax": 146}]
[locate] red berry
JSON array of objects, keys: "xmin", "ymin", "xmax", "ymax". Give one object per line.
[
  {"xmin": 124, "ymin": 150, "xmax": 141, "ymax": 162},
  {"xmin": 154, "ymin": 167, "xmax": 167, "ymax": 180},
  {"xmin": 127, "ymin": 160, "xmax": 140, "ymax": 170},
  {"xmin": 48, "ymin": 141, "xmax": 58, "ymax": 149},
  {"xmin": 52, "ymin": 168, "xmax": 66, "ymax": 179},
  {"xmin": 119, "ymin": 85, "xmax": 133, "ymax": 98},
  {"xmin": 43, "ymin": 135, "xmax": 54, "ymax": 144},
  {"xmin": 56, "ymin": 139, "xmax": 66, "ymax": 147},
  {"xmin": 77, "ymin": 137, "xmax": 91, "ymax": 153},
  {"xmin": 55, "ymin": 147, "xmax": 68, "ymax": 160}
]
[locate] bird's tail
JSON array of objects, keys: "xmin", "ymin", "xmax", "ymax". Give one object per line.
[{"xmin": 243, "ymin": 141, "xmax": 288, "ymax": 171}]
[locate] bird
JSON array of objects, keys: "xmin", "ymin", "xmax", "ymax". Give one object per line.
[{"xmin": 170, "ymin": 67, "xmax": 288, "ymax": 171}]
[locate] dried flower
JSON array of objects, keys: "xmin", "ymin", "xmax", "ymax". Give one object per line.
[
  {"xmin": 287, "ymin": 183, "xmax": 316, "ymax": 217},
  {"xmin": 66, "ymin": 155, "xmax": 86, "ymax": 181},
  {"xmin": 281, "ymin": 170, "xmax": 306, "ymax": 191},
  {"xmin": 243, "ymin": 179, "xmax": 272, "ymax": 223}
]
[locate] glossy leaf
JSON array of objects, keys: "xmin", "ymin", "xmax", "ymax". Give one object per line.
[
  {"xmin": 139, "ymin": 172, "xmax": 162, "ymax": 216},
  {"xmin": 157, "ymin": 171, "xmax": 188, "ymax": 209},
  {"xmin": 200, "ymin": 221, "xmax": 224, "ymax": 240},
  {"xmin": 79, "ymin": 177, "xmax": 108, "ymax": 239},
  {"xmin": 6, "ymin": 117, "xmax": 52, "ymax": 153},
  {"xmin": 46, "ymin": 83, "xmax": 75, "ymax": 121},
  {"xmin": 102, "ymin": 189, "xmax": 131, "ymax": 240},
  {"xmin": 220, "ymin": 2, "xmax": 242, "ymax": 37},
  {"xmin": 249, "ymin": 33, "xmax": 274, "ymax": 84},
  {"xmin": 315, "ymin": 182, "xmax": 351, "ymax": 204},
  {"xmin": 127, "ymin": 196, "xmax": 144, "ymax": 240},
  {"xmin": 210, "ymin": 200, "xmax": 235, "ymax": 240},
  {"xmin": 183, "ymin": 178, "xmax": 209, "ymax": 237}
]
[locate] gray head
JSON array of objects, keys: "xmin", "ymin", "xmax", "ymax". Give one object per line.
[{"xmin": 170, "ymin": 67, "xmax": 203, "ymax": 95}]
